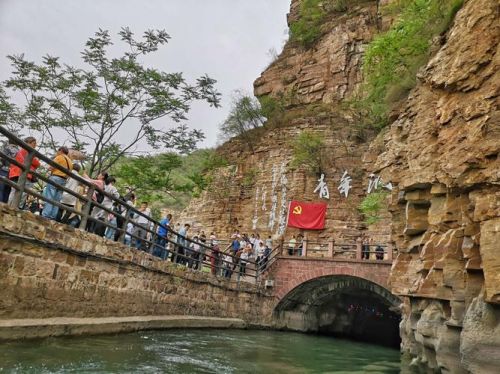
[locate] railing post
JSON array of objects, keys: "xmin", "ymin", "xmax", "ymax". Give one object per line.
[
  {"xmin": 10, "ymin": 150, "xmax": 35, "ymax": 209},
  {"xmin": 386, "ymin": 243, "xmax": 393, "ymax": 261},
  {"xmin": 302, "ymin": 235, "xmax": 308, "ymax": 257},
  {"xmin": 150, "ymin": 223, "xmax": 158, "ymax": 255},
  {"xmin": 327, "ymin": 238, "xmax": 335, "ymax": 258},
  {"xmin": 119, "ymin": 207, "xmax": 132, "ymax": 243},
  {"xmin": 237, "ymin": 258, "xmax": 241, "ymax": 284},
  {"xmin": 255, "ymin": 260, "xmax": 260, "ymax": 285},
  {"xmin": 79, "ymin": 185, "xmax": 95, "ymax": 230},
  {"xmin": 356, "ymin": 237, "xmax": 363, "ymax": 260}
]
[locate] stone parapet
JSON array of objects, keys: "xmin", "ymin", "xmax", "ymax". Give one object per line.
[
  {"xmin": 0, "ymin": 316, "xmax": 246, "ymax": 341},
  {"xmin": 0, "ymin": 205, "xmax": 274, "ymax": 326}
]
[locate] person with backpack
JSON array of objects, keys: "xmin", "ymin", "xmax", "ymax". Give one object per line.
[
  {"xmin": 82, "ymin": 171, "xmax": 108, "ymax": 233},
  {"xmin": 92, "ymin": 175, "xmax": 119, "ymax": 237},
  {"xmin": 0, "ymin": 138, "xmax": 19, "ymax": 203},
  {"xmin": 58, "ymin": 163, "xmax": 82, "ymax": 225}
]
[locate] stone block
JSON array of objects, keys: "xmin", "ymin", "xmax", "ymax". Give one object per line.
[
  {"xmin": 430, "ymin": 183, "xmax": 448, "ymax": 195},
  {"xmin": 479, "ymin": 218, "xmax": 500, "ymax": 304},
  {"xmin": 35, "ymin": 259, "xmax": 55, "ymax": 279},
  {"xmin": 404, "ymin": 203, "xmax": 429, "ymax": 235},
  {"xmin": 428, "ymin": 196, "xmax": 446, "ymax": 225},
  {"xmin": 470, "ymin": 190, "xmax": 499, "ymax": 222},
  {"xmin": 405, "ymin": 190, "xmax": 432, "ymax": 204},
  {"xmin": 461, "ymin": 297, "xmax": 500, "ymax": 373}
]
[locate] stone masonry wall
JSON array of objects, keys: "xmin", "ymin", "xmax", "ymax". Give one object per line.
[
  {"xmin": 373, "ymin": 0, "xmax": 500, "ymax": 372},
  {"xmin": 0, "ymin": 205, "xmax": 275, "ymax": 324}
]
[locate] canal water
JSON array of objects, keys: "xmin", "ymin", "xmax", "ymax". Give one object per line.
[{"xmin": 0, "ymin": 329, "xmax": 401, "ymax": 373}]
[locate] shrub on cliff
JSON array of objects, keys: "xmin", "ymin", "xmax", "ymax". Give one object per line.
[
  {"xmin": 358, "ymin": 192, "xmax": 388, "ymax": 225},
  {"xmin": 361, "ymin": 0, "xmax": 464, "ymax": 128},
  {"xmin": 219, "ymin": 92, "xmax": 266, "ymax": 152},
  {"xmin": 290, "ymin": 131, "xmax": 325, "ymax": 175},
  {"xmin": 290, "ymin": 0, "xmax": 359, "ymax": 48}
]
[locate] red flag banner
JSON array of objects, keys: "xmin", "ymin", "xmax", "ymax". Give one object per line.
[{"xmin": 287, "ymin": 201, "xmax": 327, "ymax": 230}]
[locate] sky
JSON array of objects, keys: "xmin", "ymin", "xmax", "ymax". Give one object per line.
[{"xmin": 0, "ymin": 0, "xmax": 290, "ymax": 150}]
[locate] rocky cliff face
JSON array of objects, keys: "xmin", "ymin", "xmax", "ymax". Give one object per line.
[
  {"xmin": 180, "ymin": 0, "xmax": 392, "ymax": 246},
  {"xmin": 181, "ymin": 0, "xmax": 499, "ymax": 371},
  {"xmin": 374, "ymin": 0, "xmax": 499, "ymax": 371}
]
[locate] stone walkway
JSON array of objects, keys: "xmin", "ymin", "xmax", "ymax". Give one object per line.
[{"xmin": 0, "ymin": 316, "xmax": 246, "ymax": 341}]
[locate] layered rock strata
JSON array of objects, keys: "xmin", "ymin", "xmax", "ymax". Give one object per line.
[
  {"xmin": 180, "ymin": 0, "xmax": 392, "ymax": 246},
  {"xmin": 374, "ymin": 0, "xmax": 499, "ymax": 371}
]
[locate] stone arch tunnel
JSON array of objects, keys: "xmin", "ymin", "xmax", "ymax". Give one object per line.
[
  {"xmin": 273, "ymin": 275, "xmax": 401, "ymax": 347},
  {"xmin": 267, "ymin": 257, "xmax": 401, "ymax": 347}
]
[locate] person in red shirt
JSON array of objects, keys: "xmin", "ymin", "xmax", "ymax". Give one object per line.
[{"xmin": 8, "ymin": 137, "xmax": 40, "ymax": 209}]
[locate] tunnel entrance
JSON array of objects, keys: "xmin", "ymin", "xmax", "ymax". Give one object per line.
[{"xmin": 274, "ymin": 275, "xmax": 401, "ymax": 348}]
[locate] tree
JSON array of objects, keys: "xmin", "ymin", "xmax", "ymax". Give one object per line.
[
  {"xmin": 113, "ymin": 149, "xmax": 226, "ymax": 210},
  {"xmin": 219, "ymin": 92, "xmax": 265, "ymax": 152},
  {"xmin": 114, "ymin": 153, "xmax": 183, "ymax": 198},
  {"xmin": 0, "ymin": 87, "xmax": 19, "ymax": 133},
  {"xmin": 290, "ymin": 131, "xmax": 325, "ymax": 175},
  {"xmin": 2, "ymin": 28, "xmax": 221, "ymax": 174}
]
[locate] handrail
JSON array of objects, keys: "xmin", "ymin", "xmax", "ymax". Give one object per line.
[{"xmin": 0, "ymin": 127, "xmax": 261, "ymax": 284}]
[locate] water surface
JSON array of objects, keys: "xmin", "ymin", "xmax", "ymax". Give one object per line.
[{"xmin": 0, "ymin": 329, "xmax": 401, "ymax": 373}]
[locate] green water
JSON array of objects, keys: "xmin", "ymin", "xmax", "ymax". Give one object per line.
[{"xmin": 0, "ymin": 329, "xmax": 401, "ymax": 373}]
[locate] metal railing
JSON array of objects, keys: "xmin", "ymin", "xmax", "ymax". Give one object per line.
[
  {"xmin": 276, "ymin": 237, "xmax": 395, "ymax": 262},
  {"xmin": 0, "ymin": 127, "xmax": 264, "ymax": 285}
]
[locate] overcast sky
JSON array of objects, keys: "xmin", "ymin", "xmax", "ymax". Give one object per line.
[{"xmin": 0, "ymin": 0, "xmax": 290, "ymax": 150}]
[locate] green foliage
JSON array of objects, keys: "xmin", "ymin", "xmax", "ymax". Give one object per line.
[
  {"xmin": 242, "ymin": 168, "xmax": 258, "ymax": 188},
  {"xmin": 289, "ymin": 0, "xmax": 353, "ymax": 48},
  {"xmin": 200, "ymin": 152, "xmax": 228, "ymax": 173},
  {"xmin": 219, "ymin": 92, "xmax": 265, "ymax": 150},
  {"xmin": 113, "ymin": 153, "xmax": 182, "ymax": 198},
  {"xmin": 358, "ymin": 192, "xmax": 388, "ymax": 225},
  {"xmin": 290, "ymin": 131, "xmax": 325, "ymax": 174},
  {"xmin": 113, "ymin": 148, "xmax": 223, "ymax": 211},
  {"xmin": 2, "ymin": 28, "xmax": 221, "ymax": 174},
  {"xmin": 0, "ymin": 87, "xmax": 19, "ymax": 133},
  {"xmin": 289, "ymin": 0, "xmax": 326, "ymax": 48},
  {"xmin": 361, "ymin": 0, "xmax": 464, "ymax": 128}
]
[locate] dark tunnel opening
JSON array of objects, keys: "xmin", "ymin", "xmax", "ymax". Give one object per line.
[
  {"xmin": 315, "ymin": 290, "xmax": 401, "ymax": 348},
  {"xmin": 274, "ymin": 276, "xmax": 401, "ymax": 348}
]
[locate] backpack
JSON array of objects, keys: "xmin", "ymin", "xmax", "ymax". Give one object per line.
[{"xmin": 96, "ymin": 190, "xmax": 105, "ymax": 204}]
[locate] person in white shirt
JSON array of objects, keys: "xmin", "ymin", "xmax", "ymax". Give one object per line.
[
  {"xmin": 189, "ymin": 235, "xmax": 201, "ymax": 269},
  {"xmin": 256, "ymin": 241, "xmax": 266, "ymax": 268},
  {"xmin": 92, "ymin": 175, "xmax": 120, "ymax": 237},
  {"xmin": 58, "ymin": 163, "xmax": 81, "ymax": 225},
  {"xmin": 134, "ymin": 201, "xmax": 151, "ymax": 251},
  {"xmin": 239, "ymin": 244, "xmax": 251, "ymax": 276},
  {"xmin": 222, "ymin": 251, "xmax": 233, "ymax": 278},
  {"xmin": 124, "ymin": 222, "xmax": 134, "ymax": 246}
]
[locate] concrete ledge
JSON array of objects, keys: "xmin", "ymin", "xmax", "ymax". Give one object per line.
[{"xmin": 0, "ymin": 316, "xmax": 247, "ymax": 341}]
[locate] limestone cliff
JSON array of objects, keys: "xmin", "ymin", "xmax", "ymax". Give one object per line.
[
  {"xmin": 180, "ymin": 0, "xmax": 392, "ymax": 246},
  {"xmin": 373, "ymin": 0, "xmax": 499, "ymax": 371}
]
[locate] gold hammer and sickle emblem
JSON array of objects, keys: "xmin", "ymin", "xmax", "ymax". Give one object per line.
[{"xmin": 293, "ymin": 205, "xmax": 302, "ymax": 215}]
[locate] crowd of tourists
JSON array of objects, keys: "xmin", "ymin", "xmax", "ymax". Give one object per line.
[
  {"xmin": 0, "ymin": 136, "xmax": 385, "ymax": 277},
  {"xmin": 0, "ymin": 137, "xmax": 273, "ymax": 279}
]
